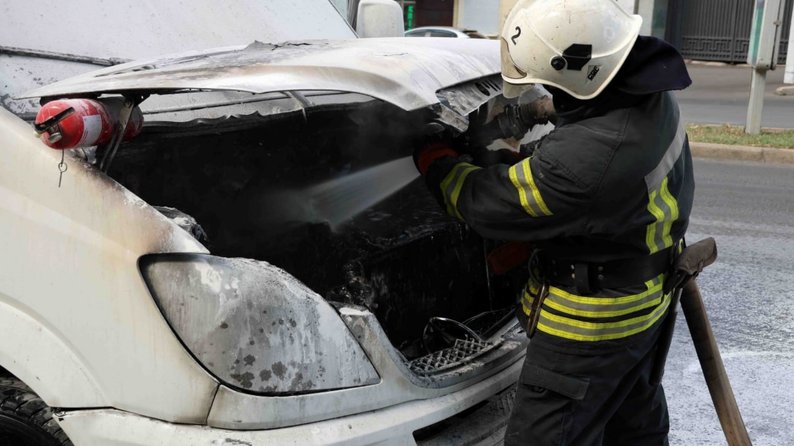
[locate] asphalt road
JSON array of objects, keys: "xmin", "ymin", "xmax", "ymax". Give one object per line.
[
  {"xmin": 666, "ymin": 158, "xmax": 794, "ymax": 445},
  {"xmin": 677, "ymin": 64, "xmax": 794, "ymax": 128}
]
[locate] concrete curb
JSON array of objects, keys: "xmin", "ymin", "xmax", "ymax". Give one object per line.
[
  {"xmin": 690, "ymin": 142, "xmax": 794, "ymax": 164},
  {"xmin": 776, "ymin": 85, "xmax": 794, "ymax": 96}
]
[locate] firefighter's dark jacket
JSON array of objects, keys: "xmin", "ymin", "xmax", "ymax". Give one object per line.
[{"xmin": 424, "ymin": 37, "xmax": 695, "ymax": 342}]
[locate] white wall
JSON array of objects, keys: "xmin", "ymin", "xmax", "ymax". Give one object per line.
[{"xmin": 456, "ymin": 0, "xmax": 501, "ymax": 35}]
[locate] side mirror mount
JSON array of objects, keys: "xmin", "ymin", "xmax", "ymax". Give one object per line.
[{"xmin": 356, "ymin": 0, "xmax": 404, "ymax": 38}]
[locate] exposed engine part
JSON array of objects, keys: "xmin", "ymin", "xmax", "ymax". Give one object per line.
[{"xmin": 108, "ymin": 98, "xmax": 524, "ymax": 360}]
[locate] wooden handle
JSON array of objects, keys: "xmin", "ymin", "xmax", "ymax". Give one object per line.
[{"xmin": 680, "ymin": 280, "xmax": 753, "ymax": 446}]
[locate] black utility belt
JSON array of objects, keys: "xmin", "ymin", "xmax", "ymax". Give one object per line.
[{"xmin": 540, "ymin": 247, "xmax": 675, "ymax": 295}]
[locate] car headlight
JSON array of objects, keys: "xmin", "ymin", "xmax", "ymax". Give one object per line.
[{"xmin": 139, "ymin": 253, "xmax": 379, "ymax": 394}]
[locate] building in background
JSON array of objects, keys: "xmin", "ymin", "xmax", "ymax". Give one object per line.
[
  {"xmin": 665, "ymin": 0, "xmax": 791, "ymax": 64},
  {"xmin": 396, "ymin": 0, "xmax": 790, "ymax": 65},
  {"xmin": 399, "ymin": 0, "xmax": 642, "ymax": 37},
  {"xmin": 453, "ymin": 0, "xmax": 500, "ymax": 35}
]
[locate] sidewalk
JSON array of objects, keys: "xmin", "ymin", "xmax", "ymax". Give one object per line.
[
  {"xmin": 680, "ymin": 62, "xmax": 794, "ymax": 163},
  {"xmin": 678, "ymin": 62, "xmax": 794, "ymax": 129}
]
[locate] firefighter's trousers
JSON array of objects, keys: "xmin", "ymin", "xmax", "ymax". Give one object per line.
[{"xmin": 504, "ymin": 321, "xmax": 669, "ymax": 446}]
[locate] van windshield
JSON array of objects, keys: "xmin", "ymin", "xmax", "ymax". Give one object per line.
[{"xmin": 1, "ymin": 0, "xmax": 355, "ymax": 117}]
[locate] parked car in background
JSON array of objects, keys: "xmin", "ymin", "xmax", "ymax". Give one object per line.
[
  {"xmin": 0, "ymin": 1, "xmax": 552, "ymax": 445},
  {"xmin": 405, "ymin": 26, "xmax": 488, "ymax": 38}
]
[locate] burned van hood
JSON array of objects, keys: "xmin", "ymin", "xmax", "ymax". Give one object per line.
[{"xmin": 21, "ymin": 38, "xmax": 500, "ymax": 112}]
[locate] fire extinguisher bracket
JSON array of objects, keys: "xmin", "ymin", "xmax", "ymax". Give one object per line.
[{"xmin": 99, "ymin": 94, "xmax": 147, "ymax": 173}]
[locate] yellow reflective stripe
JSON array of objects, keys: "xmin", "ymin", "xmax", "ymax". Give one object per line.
[
  {"xmin": 528, "ymin": 280, "xmax": 540, "ymax": 295},
  {"xmin": 439, "ymin": 163, "xmax": 479, "ymax": 219},
  {"xmin": 540, "ymin": 302, "xmax": 663, "ymax": 329},
  {"xmin": 440, "ymin": 164, "xmax": 467, "ymax": 191},
  {"xmin": 508, "ymin": 163, "xmax": 536, "ymax": 217},
  {"xmin": 659, "ymin": 177, "xmax": 679, "ymax": 248},
  {"xmin": 508, "ymin": 159, "xmax": 552, "ymax": 217},
  {"xmin": 646, "ymin": 177, "xmax": 680, "ymax": 254},
  {"xmin": 544, "ymin": 293, "xmax": 663, "ymax": 318},
  {"xmin": 521, "ymin": 289, "xmax": 535, "ymax": 316},
  {"xmin": 646, "ymin": 189, "xmax": 665, "ymax": 253},
  {"xmin": 545, "ymin": 277, "xmax": 664, "ymax": 318},
  {"xmin": 440, "ymin": 164, "xmax": 467, "ymax": 216},
  {"xmin": 548, "ymin": 279, "xmax": 664, "ymax": 306},
  {"xmin": 536, "ymin": 293, "xmax": 671, "ymax": 342},
  {"xmin": 522, "ymin": 160, "xmax": 552, "ymax": 216},
  {"xmin": 449, "ymin": 166, "xmax": 479, "ymax": 219},
  {"xmin": 522, "ymin": 289, "xmax": 535, "ymax": 305}
]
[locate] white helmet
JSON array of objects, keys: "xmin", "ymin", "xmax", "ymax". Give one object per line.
[{"xmin": 501, "ymin": 0, "xmax": 642, "ymax": 100}]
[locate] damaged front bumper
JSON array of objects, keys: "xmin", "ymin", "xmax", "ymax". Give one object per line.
[
  {"xmin": 206, "ymin": 305, "xmax": 527, "ymax": 429},
  {"xmin": 140, "ymin": 252, "xmax": 528, "ymax": 430},
  {"xmin": 56, "ymin": 358, "xmax": 521, "ymax": 446}
]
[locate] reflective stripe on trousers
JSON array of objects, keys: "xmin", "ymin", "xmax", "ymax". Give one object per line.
[{"xmin": 521, "ymin": 275, "xmax": 671, "ymax": 342}]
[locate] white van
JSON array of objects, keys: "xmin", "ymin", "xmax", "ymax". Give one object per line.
[{"xmin": 0, "ymin": 1, "xmax": 542, "ymax": 445}]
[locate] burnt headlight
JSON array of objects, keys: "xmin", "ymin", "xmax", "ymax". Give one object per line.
[{"xmin": 139, "ymin": 254, "xmax": 379, "ymax": 394}]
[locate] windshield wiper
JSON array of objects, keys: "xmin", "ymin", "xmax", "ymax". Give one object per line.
[{"xmin": 0, "ymin": 45, "xmax": 129, "ymax": 67}]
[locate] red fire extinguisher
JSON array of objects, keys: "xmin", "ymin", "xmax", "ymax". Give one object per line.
[{"xmin": 34, "ymin": 98, "xmax": 144, "ymax": 150}]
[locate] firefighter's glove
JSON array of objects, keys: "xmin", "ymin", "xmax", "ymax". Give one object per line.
[{"xmin": 413, "ymin": 142, "xmax": 460, "ymax": 176}]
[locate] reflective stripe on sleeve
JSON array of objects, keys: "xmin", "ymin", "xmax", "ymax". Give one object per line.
[
  {"xmin": 646, "ymin": 177, "xmax": 680, "ymax": 253},
  {"xmin": 645, "ymin": 120, "xmax": 686, "ymax": 191},
  {"xmin": 508, "ymin": 158, "xmax": 552, "ymax": 217},
  {"xmin": 644, "ymin": 111, "xmax": 684, "ymax": 254},
  {"xmin": 439, "ymin": 162, "xmax": 480, "ymax": 219}
]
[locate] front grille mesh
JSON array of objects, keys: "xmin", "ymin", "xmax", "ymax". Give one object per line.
[{"xmin": 408, "ymin": 338, "xmax": 498, "ymax": 375}]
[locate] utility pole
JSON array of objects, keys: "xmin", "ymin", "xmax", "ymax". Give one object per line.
[
  {"xmin": 785, "ymin": 4, "xmax": 794, "ymax": 85},
  {"xmin": 746, "ymin": 0, "xmax": 786, "ymax": 134}
]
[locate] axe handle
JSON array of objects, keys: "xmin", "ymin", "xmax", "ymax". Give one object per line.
[{"xmin": 680, "ymin": 280, "xmax": 752, "ymax": 446}]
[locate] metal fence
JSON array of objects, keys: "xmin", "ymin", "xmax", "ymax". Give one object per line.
[{"xmin": 668, "ymin": 0, "xmax": 792, "ymax": 64}]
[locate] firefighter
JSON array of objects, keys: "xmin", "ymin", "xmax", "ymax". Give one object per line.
[{"xmin": 413, "ymin": 0, "xmax": 694, "ymax": 444}]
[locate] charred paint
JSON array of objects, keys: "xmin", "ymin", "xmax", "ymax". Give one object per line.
[
  {"xmin": 229, "ymin": 372, "xmax": 254, "ymax": 389},
  {"xmin": 271, "ymin": 362, "xmax": 287, "ymax": 380},
  {"xmin": 222, "ymin": 438, "xmax": 253, "ymax": 446},
  {"xmin": 141, "ymin": 254, "xmax": 379, "ymax": 394}
]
